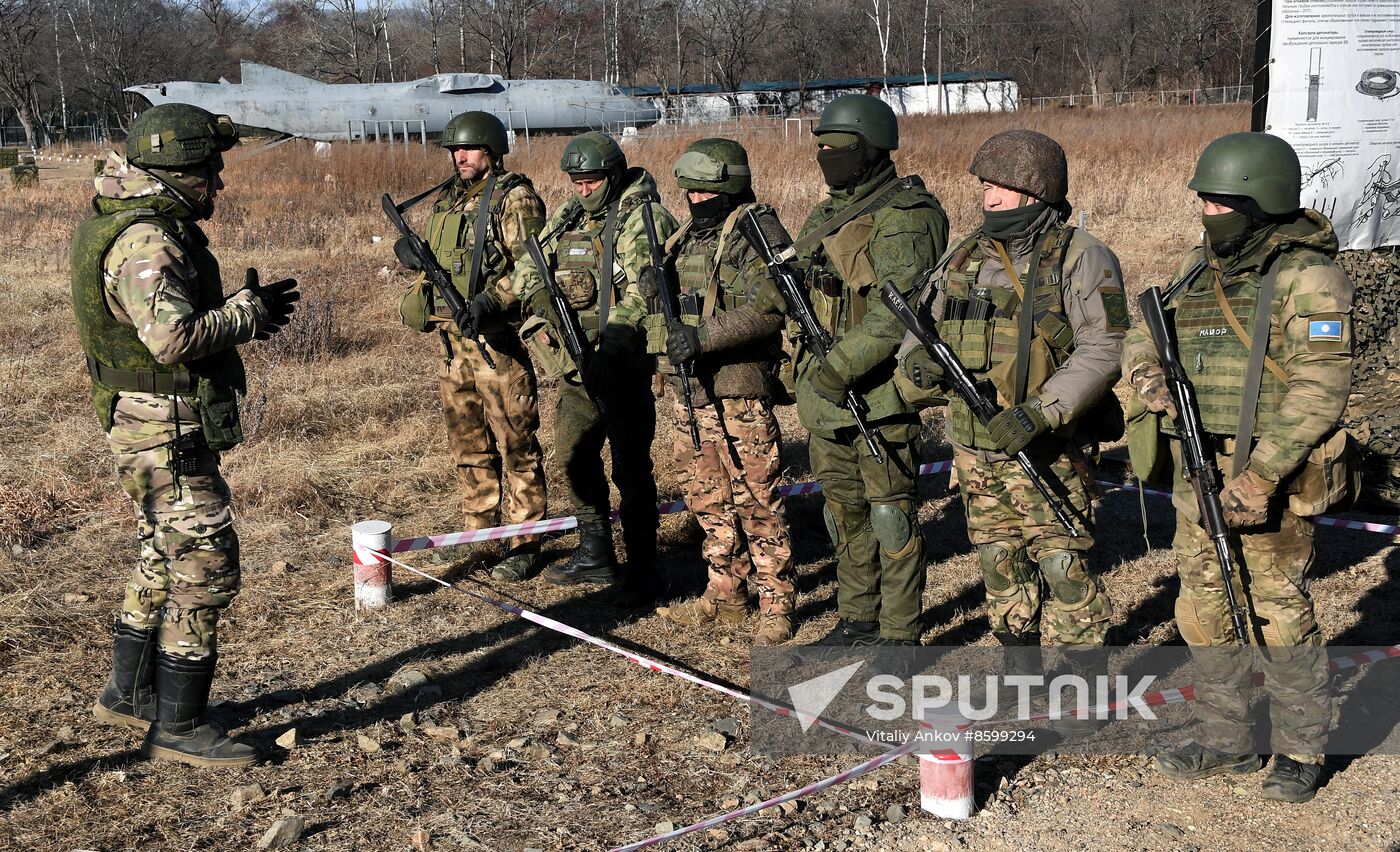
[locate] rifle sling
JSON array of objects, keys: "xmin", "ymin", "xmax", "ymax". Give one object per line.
[
  {"xmin": 463, "ymin": 170, "xmax": 497, "ymax": 301},
  {"xmin": 1229, "ymin": 262, "xmax": 1285, "ymax": 479},
  {"xmin": 779, "ymin": 176, "xmax": 907, "ymax": 263},
  {"xmin": 399, "ymin": 175, "xmax": 456, "ymax": 214},
  {"xmin": 599, "ymin": 197, "xmax": 619, "ymax": 333},
  {"xmin": 990, "ymin": 234, "xmax": 1050, "ymax": 405}
]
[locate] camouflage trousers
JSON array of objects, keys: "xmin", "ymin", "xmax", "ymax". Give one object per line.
[
  {"xmin": 672, "ymin": 397, "xmax": 795, "ymax": 615},
  {"xmin": 1171, "ymin": 451, "xmax": 1330, "ymax": 762},
  {"xmin": 954, "ymin": 443, "xmax": 1111, "ymax": 647},
  {"xmin": 438, "ymin": 331, "xmax": 547, "ymax": 553},
  {"xmin": 109, "ymin": 426, "xmax": 238, "ymax": 660},
  {"xmin": 809, "ymin": 424, "xmax": 925, "ymax": 641}
]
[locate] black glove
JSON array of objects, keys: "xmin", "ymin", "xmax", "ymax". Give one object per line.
[
  {"xmin": 455, "ymin": 291, "xmax": 496, "ymax": 334},
  {"xmin": 244, "ymin": 268, "xmax": 300, "ymax": 340},
  {"xmin": 666, "ymin": 321, "xmax": 702, "ymax": 364}
]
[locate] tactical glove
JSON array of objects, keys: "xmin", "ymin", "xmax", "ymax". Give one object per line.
[
  {"xmin": 524, "ymin": 286, "xmax": 558, "ymax": 326},
  {"xmin": 985, "ymin": 399, "xmax": 1049, "ymax": 456},
  {"xmin": 242, "ymin": 268, "xmax": 301, "ymax": 340},
  {"xmin": 750, "ymin": 276, "xmax": 788, "ymax": 316},
  {"xmin": 666, "ymin": 321, "xmax": 703, "ymax": 365},
  {"xmin": 1220, "ymin": 469, "xmax": 1274, "ymax": 528},
  {"xmin": 460, "ymin": 291, "xmax": 497, "ymax": 333},
  {"xmin": 393, "ymin": 236, "xmax": 425, "ymax": 271},
  {"xmin": 808, "ymin": 359, "xmax": 850, "ymax": 406},
  {"xmin": 1131, "ymin": 364, "xmax": 1177, "ymax": 419},
  {"xmin": 900, "ymin": 348, "xmax": 945, "ymax": 390}
]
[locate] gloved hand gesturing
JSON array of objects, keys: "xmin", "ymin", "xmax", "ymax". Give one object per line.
[{"xmin": 244, "ymin": 268, "xmax": 301, "ymax": 340}]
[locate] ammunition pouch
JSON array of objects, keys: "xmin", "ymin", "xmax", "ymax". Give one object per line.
[
  {"xmin": 1286, "ymin": 427, "xmax": 1359, "ymax": 517},
  {"xmin": 519, "ymin": 314, "xmax": 576, "ymax": 382},
  {"xmin": 558, "ymin": 269, "xmax": 597, "ymax": 310}
]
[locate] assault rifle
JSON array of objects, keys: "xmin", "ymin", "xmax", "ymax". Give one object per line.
[
  {"xmin": 1138, "ymin": 285, "xmax": 1251, "ymax": 645},
  {"xmin": 881, "ymin": 281, "xmax": 1082, "ymax": 538},
  {"xmin": 737, "ymin": 208, "xmax": 884, "ymax": 465},
  {"xmin": 524, "ymin": 235, "xmax": 604, "ymax": 414},
  {"xmin": 382, "ymin": 190, "xmax": 495, "ymax": 368},
  {"xmin": 640, "ymin": 204, "xmax": 701, "ymax": 452}
]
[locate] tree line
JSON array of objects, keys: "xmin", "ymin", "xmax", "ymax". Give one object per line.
[{"xmin": 0, "ymin": 0, "xmax": 1256, "ymax": 147}]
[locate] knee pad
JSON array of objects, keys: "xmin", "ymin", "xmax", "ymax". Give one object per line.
[
  {"xmin": 978, "ymin": 542, "xmax": 1030, "ymax": 593},
  {"xmin": 1039, "ymin": 550, "xmax": 1095, "ymax": 609},
  {"xmin": 871, "ymin": 500, "xmax": 917, "ymax": 558}
]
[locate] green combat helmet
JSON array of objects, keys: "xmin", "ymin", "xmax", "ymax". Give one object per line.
[
  {"xmin": 441, "ymin": 111, "xmax": 509, "ymax": 157},
  {"xmin": 126, "ymin": 103, "xmax": 238, "ymax": 170},
  {"xmin": 1189, "ymin": 132, "xmax": 1301, "ymax": 215},
  {"xmin": 813, "ymin": 94, "xmax": 900, "ymax": 151},
  {"xmin": 674, "ymin": 138, "xmax": 751, "ymax": 195},
  {"xmin": 969, "ymin": 129, "xmax": 1068, "ymax": 204},
  {"xmin": 560, "ymin": 131, "xmax": 626, "ymax": 177}
]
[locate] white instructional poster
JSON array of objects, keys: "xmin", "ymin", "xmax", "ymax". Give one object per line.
[{"xmin": 1265, "ymin": 0, "xmax": 1400, "ymax": 250}]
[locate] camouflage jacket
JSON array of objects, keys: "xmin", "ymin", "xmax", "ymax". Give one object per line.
[
  {"xmin": 399, "ymin": 169, "xmax": 545, "ymax": 335},
  {"xmin": 508, "ymin": 167, "xmax": 679, "ymax": 340},
  {"xmin": 649, "ymin": 203, "xmax": 785, "ymax": 404},
  {"xmin": 794, "ymin": 160, "xmax": 949, "ymax": 438},
  {"xmin": 896, "ymin": 206, "xmax": 1127, "ymax": 452},
  {"xmin": 89, "ymin": 151, "xmax": 264, "ymax": 451},
  {"xmin": 1122, "ymin": 209, "xmax": 1354, "ymax": 484}
]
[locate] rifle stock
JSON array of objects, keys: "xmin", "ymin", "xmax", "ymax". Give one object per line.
[
  {"xmin": 381, "ymin": 191, "xmax": 495, "ymax": 368},
  {"xmin": 737, "ymin": 208, "xmax": 884, "ymax": 465},
  {"xmin": 1138, "ymin": 285, "xmax": 1250, "ymax": 645},
  {"xmin": 881, "ymin": 281, "xmax": 1082, "ymax": 538}
]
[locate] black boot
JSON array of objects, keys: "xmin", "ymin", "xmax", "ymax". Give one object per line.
[
  {"xmin": 810, "ymin": 619, "xmax": 880, "ymax": 646},
  {"xmin": 141, "ymin": 653, "xmax": 258, "ymax": 768},
  {"xmin": 543, "ymin": 522, "xmax": 617, "ymax": 585},
  {"xmin": 993, "ymin": 631, "xmax": 1047, "ymax": 710},
  {"xmin": 613, "ymin": 526, "xmax": 661, "ymax": 607},
  {"xmin": 1049, "ymin": 646, "xmax": 1109, "ymax": 737},
  {"xmin": 93, "ymin": 623, "xmax": 157, "ymax": 731}
]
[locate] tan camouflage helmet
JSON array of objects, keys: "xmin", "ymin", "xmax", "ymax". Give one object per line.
[
  {"xmin": 126, "ymin": 103, "xmax": 238, "ymax": 170},
  {"xmin": 674, "ymin": 138, "xmax": 751, "ymax": 195},
  {"xmin": 969, "ymin": 129, "xmax": 1068, "ymax": 204}
]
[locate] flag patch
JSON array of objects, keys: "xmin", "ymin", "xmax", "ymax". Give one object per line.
[{"xmin": 1309, "ymin": 320, "xmax": 1342, "ymax": 342}]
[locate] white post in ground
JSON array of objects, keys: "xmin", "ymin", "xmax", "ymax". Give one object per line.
[
  {"xmin": 351, "ymin": 520, "xmax": 394, "ymax": 610},
  {"xmin": 917, "ymin": 707, "xmax": 975, "ymax": 819}
]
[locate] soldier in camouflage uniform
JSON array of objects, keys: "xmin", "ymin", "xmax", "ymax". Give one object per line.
[
  {"xmin": 768, "ymin": 95, "xmax": 948, "ymax": 646},
  {"xmin": 894, "ymin": 130, "xmax": 1124, "ymax": 707},
  {"xmin": 646, "ymin": 138, "xmax": 796, "ymax": 645},
  {"xmin": 504, "ymin": 132, "xmax": 678, "ymax": 599},
  {"xmin": 78, "ymin": 104, "xmax": 300, "ymax": 767},
  {"xmin": 398, "ymin": 111, "xmax": 548, "ymax": 581},
  {"xmin": 1124, "ymin": 132, "xmax": 1353, "ymax": 803}
]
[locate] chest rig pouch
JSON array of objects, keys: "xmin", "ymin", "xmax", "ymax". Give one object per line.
[
  {"xmin": 939, "ymin": 226, "xmax": 1077, "ymax": 449},
  {"xmin": 644, "ymin": 205, "xmax": 757, "ymax": 358},
  {"xmin": 424, "ymin": 175, "xmax": 516, "ymax": 300}
]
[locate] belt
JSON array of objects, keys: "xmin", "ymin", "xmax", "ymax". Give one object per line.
[{"xmin": 86, "ymin": 355, "xmax": 196, "ymax": 395}]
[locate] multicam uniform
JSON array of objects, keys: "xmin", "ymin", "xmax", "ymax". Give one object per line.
[
  {"xmin": 511, "ymin": 167, "xmax": 679, "ymax": 576},
  {"xmin": 795, "ymin": 159, "xmax": 948, "ymax": 643},
  {"xmin": 648, "ymin": 203, "xmax": 795, "ymax": 622},
  {"xmin": 74, "ymin": 152, "xmax": 264, "ymax": 660},
  {"xmin": 900, "ymin": 208, "xmax": 1125, "ymax": 647},
  {"xmin": 1123, "ymin": 209, "xmax": 1353, "ymax": 764},
  {"xmin": 400, "ymin": 171, "xmax": 548, "ymax": 554}
]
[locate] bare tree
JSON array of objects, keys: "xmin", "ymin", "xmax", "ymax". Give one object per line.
[
  {"xmin": 693, "ymin": 0, "xmax": 767, "ymax": 95},
  {"xmin": 0, "ymin": 0, "xmax": 47, "ymax": 146}
]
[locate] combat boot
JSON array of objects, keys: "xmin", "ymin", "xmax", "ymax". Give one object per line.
[
  {"xmin": 613, "ymin": 525, "xmax": 662, "ymax": 607},
  {"xmin": 810, "ymin": 619, "xmax": 880, "ymax": 646},
  {"xmin": 662, "ymin": 594, "xmax": 746, "ymax": 628},
  {"xmin": 754, "ymin": 612, "xmax": 793, "ymax": 646},
  {"xmin": 1154, "ymin": 741, "xmax": 1262, "ymax": 780},
  {"xmin": 141, "ymin": 653, "xmax": 258, "ymax": 769},
  {"xmin": 93, "ymin": 622, "xmax": 157, "ymax": 732},
  {"xmin": 1261, "ymin": 756, "xmax": 1324, "ymax": 803},
  {"xmin": 1049, "ymin": 646, "xmax": 1112, "ymax": 736},
  {"xmin": 544, "ymin": 523, "xmax": 617, "ymax": 585},
  {"xmin": 491, "ymin": 549, "xmax": 540, "ymax": 582}
]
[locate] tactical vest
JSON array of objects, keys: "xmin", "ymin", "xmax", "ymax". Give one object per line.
[
  {"xmin": 553, "ymin": 190, "xmax": 652, "ymax": 336},
  {"xmin": 70, "ymin": 198, "xmax": 246, "ymax": 448},
  {"xmin": 425, "ymin": 172, "xmax": 530, "ymax": 302},
  {"xmin": 939, "ymin": 224, "xmax": 1078, "ymax": 449},
  {"xmin": 802, "ymin": 177, "xmax": 937, "ymax": 337},
  {"xmin": 1173, "ymin": 267, "xmax": 1290, "ymax": 436},
  {"xmin": 643, "ymin": 203, "xmax": 766, "ymax": 362}
]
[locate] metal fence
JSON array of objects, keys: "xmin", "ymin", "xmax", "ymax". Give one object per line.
[
  {"xmin": 0, "ymin": 124, "xmax": 107, "ymax": 149},
  {"xmin": 1023, "ymin": 85, "xmax": 1252, "ymax": 110}
]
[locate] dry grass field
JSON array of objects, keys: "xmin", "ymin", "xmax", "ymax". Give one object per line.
[{"xmin": 2, "ymin": 106, "xmax": 1398, "ymax": 851}]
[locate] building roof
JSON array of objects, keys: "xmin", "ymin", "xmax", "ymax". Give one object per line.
[{"xmin": 621, "ymin": 71, "xmax": 1014, "ymax": 97}]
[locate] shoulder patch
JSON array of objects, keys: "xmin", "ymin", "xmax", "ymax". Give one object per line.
[
  {"xmin": 1099, "ymin": 286, "xmax": 1131, "ymax": 331},
  {"xmin": 1306, "ymin": 312, "xmax": 1348, "ymax": 353}
]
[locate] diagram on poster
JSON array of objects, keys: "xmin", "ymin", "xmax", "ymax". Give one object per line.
[{"xmin": 1265, "ymin": 0, "xmax": 1400, "ymax": 249}]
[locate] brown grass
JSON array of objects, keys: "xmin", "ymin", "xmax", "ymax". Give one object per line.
[{"xmin": 2, "ymin": 105, "xmax": 1397, "ymax": 851}]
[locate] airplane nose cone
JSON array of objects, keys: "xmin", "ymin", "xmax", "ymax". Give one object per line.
[{"xmin": 629, "ymin": 99, "xmax": 661, "ymax": 126}]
